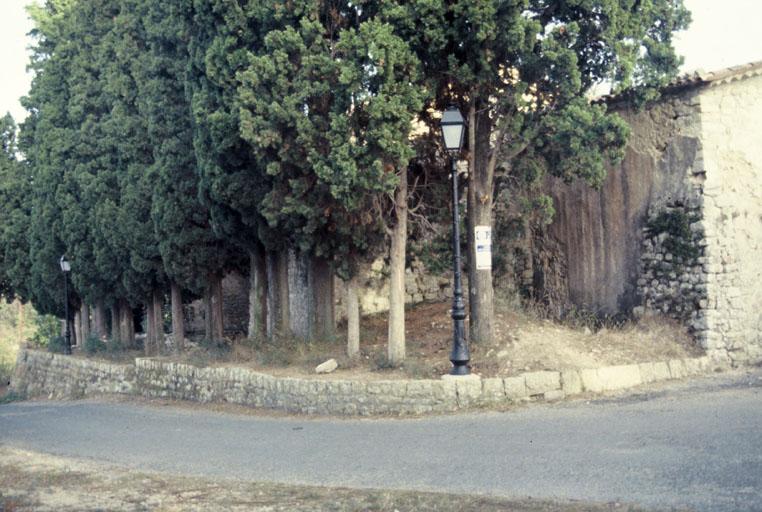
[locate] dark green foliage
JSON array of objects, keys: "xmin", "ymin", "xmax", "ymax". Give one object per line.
[
  {"xmin": 187, "ymin": 0, "xmax": 269, "ymax": 254},
  {"xmin": 46, "ymin": 335, "xmax": 68, "ymax": 354},
  {"xmin": 83, "ymin": 334, "xmax": 106, "ymax": 355},
  {"xmin": 0, "ymin": 114, "xmax": 31, "ymax": 301},
  {"xmin": 646, "ymin": 209, "xmax": 701, "ymax": 262},
  {"xmin": 138, "ymin": 0, "xmax": 233, "ymax": 295},
  {"xmin": 5, "ymin": 0, "xmax": 691, "ymax": 341},
  {"xmin": 29, "ymin": 313, "xmax": 61, "ymax": 349},
  {"xmin": 236, "ymin": 4, "xmax": 425, "ymax": 274}
]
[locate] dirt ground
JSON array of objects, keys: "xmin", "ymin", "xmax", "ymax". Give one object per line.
[
  {"xmin": 141, "ymin": 300, "xmax": 703, "ymax": 381},
  {"xmin": 0, "ymin": 447, "xmax": 656, "ymax": 511}
]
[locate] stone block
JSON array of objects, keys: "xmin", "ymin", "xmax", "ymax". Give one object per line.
[
  {"xmin": 405, "ymin": 379, "xmax": 433, "ymax": 397},
  {"xmin": 696, "ymin": 356, "xmax": 712, "ymax": 372},
  {"xmin": 503, "ymin": 376, "xmax": 527, "ymax": 400},
  {"xmin": 523, "ymin": 371, "xmax": 561, "ymax": 395},
  {"xmin": 596, "ymin": 364, "xmax": 642, "ymax": 391},
  {"xmin": 638, "ymin": 362, "xmax": 657, "ymax": 383},
  {"xmin": 442, "ymin": 374, "xmax": 481, "ymax": 407},
  {"xmin": 481, "ymin": 378, "xmax": 505, "ymax": 403},
  {"xmin": 668, "ymin": 359, "xmax": 687, "ymax": 379},
  {"xmin": 543, "ymin": 390, "xmax": 565, "ymax": 402},
  {"xmin": 560, "ymin": 370, "xmax": 582, "ymax": 395},
  {"xmin": 428, "ymin": 380, "xmax": 457, "ymax": 404},
  {"xmin": 650, "ymin": 361, "xmax": 671, "ymax": 381},
  {"xmin": 682, "ymin": 358, "xmax": 702, "ymax": 376},
  {"xmin": 579, "ymin": 368, "xmax": 603, "ymax": 393}
]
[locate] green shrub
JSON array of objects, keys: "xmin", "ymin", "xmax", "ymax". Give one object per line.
[
  {"xmin": 646, "ymin": 209, "xmax": 701, "ymax": 262},
  {"xmin": 47, "ymin": 335, "xmax": 69, "ymax": 354},
  {"xmin": 83, "ymin": 334, "xmax": 106, "ymax": 355},
  {"xmin": 30, "ymin": 314, "xmax": 61, "ymax": 349},
  {"xmin": 0, "ymin": 359, "xmax": 13, "ymax": 385},
  {"xmin": 106, "ymin": 337, "xmax": 125, "ymax": 354},
  {"xmin": 0, "ymin": 390, "xmax": 23, "ymax": 404}
]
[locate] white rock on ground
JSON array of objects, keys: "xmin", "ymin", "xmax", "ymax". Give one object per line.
[{"xmin": 315, "ymin": 359, "xmax": 338, "ymax": 374}]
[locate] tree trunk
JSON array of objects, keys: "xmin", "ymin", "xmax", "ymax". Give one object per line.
[
  {"xmin": 312, "ymin": 257, "xmax": 335, "ymax": 341},
  {"xmin": 346, "ymin": 275, "xmax": 360, "ymax": 358},
  {"xmin": 387, "ymin": 167, "xmax": 408, "ymax": 365},
  {"xmin": 288, "ymin": 249, "xmax": 314, "ymax": 341},
  {"xmin": 209, "ymin": 273, "xmax": 224, "ymax": 342},
  {"xmin": 266, "ymin": 251, "xmax": 290, "ymax": 338},
  {"xmin": 277, "ymin": 251, "xmax": 290, "ymax": 334},
  {"xmin": 248, "ymin": 246, "xmax": 267, "ymax": 340},
  {"xmin": 265, "ymin": 251, "xmax": 279, "ymax": 338},
  {"xmin": 94, "ymin": 300, "xmax": 106, "ymax": 340},
  {"xmin": 74, "ymin": 310, "xmax": 82, "ymax": 347},
  {"xmin": 466, "ymin": 103, "xmax": 495, "ymax": 345},
  {"xmin": 80, "ymin": 303, "xmax": 90, "ymax": 343},
  {"xmin": 110, "ymin": 306, "xmax": 119, "ymax": 343},
  {"xmin": 171, "ymin": 281, "xmax": 185, "ymax": 352},
  {"xmin": 145, "ymin": 297, "xmax": 156, "ymax": 355},
  {"xmin": 118, "ymin": 299, "xmax": 134, "ymax": 348},
  {"xmin": 149, "ymin": 288, "xmax": 164, "ymax": 355},
  {"xmin": 203, "ymin": 286, "xmax": 213, "ymax": 341}
]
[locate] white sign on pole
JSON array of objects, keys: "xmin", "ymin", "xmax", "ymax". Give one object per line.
[{"xmin": 474, "ymin": 226, "xmax": 492, "ymax": 270}]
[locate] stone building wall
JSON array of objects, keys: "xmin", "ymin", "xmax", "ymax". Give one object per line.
[
  {"xmin": 543, "ymin": 88, "xmax": 706, "ymax": 317},
  {"xmin": 696, "ymin": 74, "xmax": 762, "ymax": 363},
  {"xmin": 541, "ymin": 64, "xmax": 762, "ymax": 365}
]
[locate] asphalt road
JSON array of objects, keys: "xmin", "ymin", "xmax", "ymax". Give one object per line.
[{"xmin": 2, "ymin": 370, "xmax": 761, "ymax": 512}]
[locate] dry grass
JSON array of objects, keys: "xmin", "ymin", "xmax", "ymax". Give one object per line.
[
  {"xmin": 0, "ymin": 447, "xmax": 658, "ymax": 512},
  {"xmin": 73, "ymin": 300, "xmax": 703, "ymax": 381}
]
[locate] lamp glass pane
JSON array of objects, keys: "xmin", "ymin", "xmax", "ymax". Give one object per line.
[
  {"xmin": 442, "ymin": 124, "xmax": 463, "ymax": 151},
  {"xmin": 61, "ymin": 261, "xmax": 71, "ymax": 272}
]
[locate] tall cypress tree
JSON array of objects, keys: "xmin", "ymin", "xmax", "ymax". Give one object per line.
[
  {"xmin": 378, "ymin": 0, "xmax": 690, "ymax": 344},
  {"xmin": 188, "ymin": 0, "xmax": 270, "ymax": 341},
  {"xmin": 0, "ymin": 114, "xmax": 31, "ymax": 302},
  {"xmin": 237, "ymin": 4, "xmax": 425, "ymax": 352},
  {"xmin": 20, "ymin": 0, "xmax": 80, "ymax": 320},
  {"xmin": 137, "ymin": 0, "xmax": 232, "ymax": 348}
]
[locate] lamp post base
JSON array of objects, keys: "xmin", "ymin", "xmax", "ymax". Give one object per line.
[{"xmin": 450, "ymin": 363, "xmax": 470, "ymax": 376}]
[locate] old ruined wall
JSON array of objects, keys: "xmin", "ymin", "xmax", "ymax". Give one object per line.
[
  {"xmin": 185, "ymin": 272, "xmax": 250, "ymax": 337},
  {"xmin": 541, "ymin": 71, "xmax": 762, "ymax": 364},
  {"xmin": 697, "ymin": 75, "xmax": 762, "ymax": 363},
  {"xmin": 543, "ymin": 89, "xmax": 705, "ymax": 317},
  {"xmin": 334, "ymin": 256, "xmax": 454, "ymax": 320}
]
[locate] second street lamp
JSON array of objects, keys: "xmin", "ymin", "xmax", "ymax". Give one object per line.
[
  {"xmin": 439, "ymin": 106, "xmax": 469, "ymax": 376},
  {"xmin": 60, "ymin": 255, "xmax": 72, "ymax": 355}
]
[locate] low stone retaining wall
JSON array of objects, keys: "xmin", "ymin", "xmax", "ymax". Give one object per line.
[
  {"xmin": 11, "ymin": 350, "xmax": 135, "ymax": 399},
  {"xmin": 11, "ymin": 349, "xmax": 721, "ymax": 416}
]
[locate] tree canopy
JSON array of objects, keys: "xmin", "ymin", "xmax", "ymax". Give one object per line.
[{"xmin": 2, "ymin": 0, "xmax": 689, "ymax": 356}]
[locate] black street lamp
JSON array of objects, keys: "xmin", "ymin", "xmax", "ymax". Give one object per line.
[
  {"xmin": 439, "ymin": 106, "xmax": 469, "ymax": 376},
  {"xmin": 60, "ymin": 255, "xmax": 72, "ymax": 355}
]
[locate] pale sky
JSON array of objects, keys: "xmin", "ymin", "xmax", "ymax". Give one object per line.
[{"xmin": 1, "ymin": 0, "xmax": 761, "ymax": 123}]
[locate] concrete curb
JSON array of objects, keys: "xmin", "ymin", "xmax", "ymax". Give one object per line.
[{"xmin": 11, "ymin": 349, "xmax": 726, "ymax": 416}]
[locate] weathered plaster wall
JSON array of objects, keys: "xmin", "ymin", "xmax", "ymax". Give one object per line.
[
  {"xmin": 698, "ymin": 75, "xmax": 762, "ymax": 363},
  {"xmin": 544, "ymin": 90, "xmax": 705, "ymax": 316}
]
